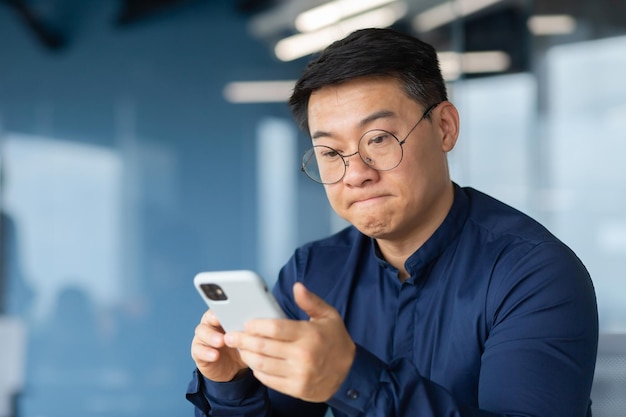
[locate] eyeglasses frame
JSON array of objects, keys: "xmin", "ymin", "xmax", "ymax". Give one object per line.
[{"xmin": 301, "ymin": 102, "xmax": 441, "ymax": 184}]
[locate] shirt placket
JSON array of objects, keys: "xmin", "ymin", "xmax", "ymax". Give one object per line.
[{"xmin": 392, "ymin": 280, "xmax": 418, "ymax": 358}]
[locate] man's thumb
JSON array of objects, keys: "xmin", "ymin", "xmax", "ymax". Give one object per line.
[{"xmin": 293, "ymin": 282, "xmax": 330, "ymax": 320}]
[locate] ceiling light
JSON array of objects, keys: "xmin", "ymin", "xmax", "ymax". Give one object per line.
[
  {"xmin": 438, "ymin": 51, "xmax": 511, "ymax": 80},
  {"xmin": 413, "ymin": 0, "xmax": 503, "ymax": 32},
  {"xmin": 223, "ymin": 81, "xmax": 296, "ymax": 103},
  {"xmin": 413, "ymin": 2, "xmax": 456, "ymax": 33},
  {"xmin": 527, "ymin": 15, "xmax": 576, "ymax": 35},
  {"xmin": 438, "ymin": 52, "xmax": 463, "ymax": 80},
  {"xmin": 276, "ymin": 3, "xmax": 407, "ymax": 61},
  {"xmin": 462, "ymin": 51, "xmax": 511, "ymax": 73},
  {"xmin": 225, "ymin": 51, "xmax": 510, "ymax": 103},
  {"xmin": 295, "ymin": 0, "xmax": 398, "ymax": 32}
]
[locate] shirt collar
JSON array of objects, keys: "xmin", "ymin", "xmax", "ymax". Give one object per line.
[
  {"xmin": 403, "ymin": 183, "xmax": 469, "ymax": 278},
  {"xmin": 369, "ymin": 183, "xmax": 469, "ymax": 279}
]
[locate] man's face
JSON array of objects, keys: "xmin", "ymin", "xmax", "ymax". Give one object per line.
[{"xmin": 307, "ymin": 76, "xmax": 457, "ymax": 243}]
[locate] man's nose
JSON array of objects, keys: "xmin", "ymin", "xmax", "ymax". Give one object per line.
[
  {"xmin": 342, "ymin": 152, "xmax": 376, "ymax": 184},
  {"xmin": 343, "ymin": 152, "xmax": 373, "ymax": 167}
]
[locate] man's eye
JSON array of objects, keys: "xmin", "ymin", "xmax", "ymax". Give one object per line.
[
  {"xmin": 367, "ymin": 132, "xmax": 392, "ymax": 146},
  {"xmin": 321, "ymin": 149, "xmax": 339, "ymax": 158},
  {"xmin": 314, "ymin": 145, "xmax": 341, "ymax": 162}
]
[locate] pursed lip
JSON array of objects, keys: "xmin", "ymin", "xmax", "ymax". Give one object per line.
[{"xmin": 349, "ymin": 193, "xmax": 390, "ymax": 207}]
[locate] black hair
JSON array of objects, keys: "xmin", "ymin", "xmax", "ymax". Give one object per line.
[{"xmin": 289, "ymin": 28, "xmax": 448, "ymax": 131}]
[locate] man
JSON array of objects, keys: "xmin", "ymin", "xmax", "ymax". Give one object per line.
[{"xmin": 187, "ymin": 28, "xmax": 598, "ymax": 416}]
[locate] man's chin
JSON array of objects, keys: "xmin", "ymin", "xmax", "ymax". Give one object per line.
[{"xmin": 352, "ymin": 221, "xmax": 390, "ymax": 239}]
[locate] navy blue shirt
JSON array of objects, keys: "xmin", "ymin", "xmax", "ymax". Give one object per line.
[{"xmin": 187, "ymin": 185, "xmax": 598, "ymax": 417}]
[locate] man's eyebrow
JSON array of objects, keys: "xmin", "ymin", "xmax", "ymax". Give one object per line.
[
  {"xmin": 311, "ymin": 130, "xmax": 331, "ymax": 140},
  {"xmin": 311, "ymin": 110, "xmax": 397, "ymax": 140},
  {"xmin": 358, "ymin": 110, "xmax": 397, "ymax": 128}
]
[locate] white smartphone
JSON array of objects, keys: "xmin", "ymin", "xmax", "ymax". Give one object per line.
[{"xmin": 193, "ymin": 270, "xmax": 286, "ymax": 332}]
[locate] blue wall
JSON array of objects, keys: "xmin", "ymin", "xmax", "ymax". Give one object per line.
[{"xmin": 0, "ymin": 2, "xmax": 329, "ymax": 416}]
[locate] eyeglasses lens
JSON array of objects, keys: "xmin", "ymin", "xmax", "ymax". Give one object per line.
[{"xmin": 302, "ymin": 132, "xmax": 402, "ymax": 184}]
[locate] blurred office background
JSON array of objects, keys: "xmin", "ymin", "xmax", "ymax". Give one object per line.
[{"xmin": 0, "ymin": 0, "xmax": 624, "ymax": 416}]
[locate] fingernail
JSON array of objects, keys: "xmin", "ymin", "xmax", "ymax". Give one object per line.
[{"xmin": 224, "ymin": 334, "xmax": 233, "ymax": 346}]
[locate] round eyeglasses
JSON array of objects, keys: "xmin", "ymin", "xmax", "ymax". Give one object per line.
[{"xmin": 301, "ymin": 103, "xmax": 440, "ymax": 184}]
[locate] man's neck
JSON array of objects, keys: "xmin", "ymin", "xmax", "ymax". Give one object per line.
[{"xmin": 376, "ymin": 182, "xmax": 455, "ymax": 281}]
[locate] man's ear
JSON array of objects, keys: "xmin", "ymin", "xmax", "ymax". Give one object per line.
[{"xmin": 436, "ymin": 101, "xmax": 460, "ymax": 152}]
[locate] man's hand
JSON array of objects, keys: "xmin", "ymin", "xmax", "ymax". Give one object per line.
[
  {"xmin": 224, "ymin": 282, "xmax": 356, "ymax": 402},
  {"xmin": 191, "ymin": 309, "xmax": 249, "ymax": 382}
]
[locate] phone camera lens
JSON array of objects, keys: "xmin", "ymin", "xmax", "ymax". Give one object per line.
[{"xmin": 202, "ymin": 284, "xmax": 228, "ymax": 301}]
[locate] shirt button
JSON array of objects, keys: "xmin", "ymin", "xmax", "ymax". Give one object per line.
[{"xmin": 346, "ymin": 389, "xmax": 359, "ymax": 400}]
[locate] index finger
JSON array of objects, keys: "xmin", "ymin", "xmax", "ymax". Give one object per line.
[
  {"xmin": 201, "ymin": 309, "xmax": 222, "ymax": 327},
  {"xmin": 244, "ymin": 318, "xmax": 300, "ymax": 341}
]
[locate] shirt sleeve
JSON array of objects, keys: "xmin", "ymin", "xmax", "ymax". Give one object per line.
[
  {"xmin": 185, "ymin": 368, "xmax": 273, "ymax": 417},
  {"xmin": 327, "ymin": 345, "xmax": 502, "ymax": 417},
  {"xmin": 478, "ymin": 242, "xmax": 598, "ymax": 416}
]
